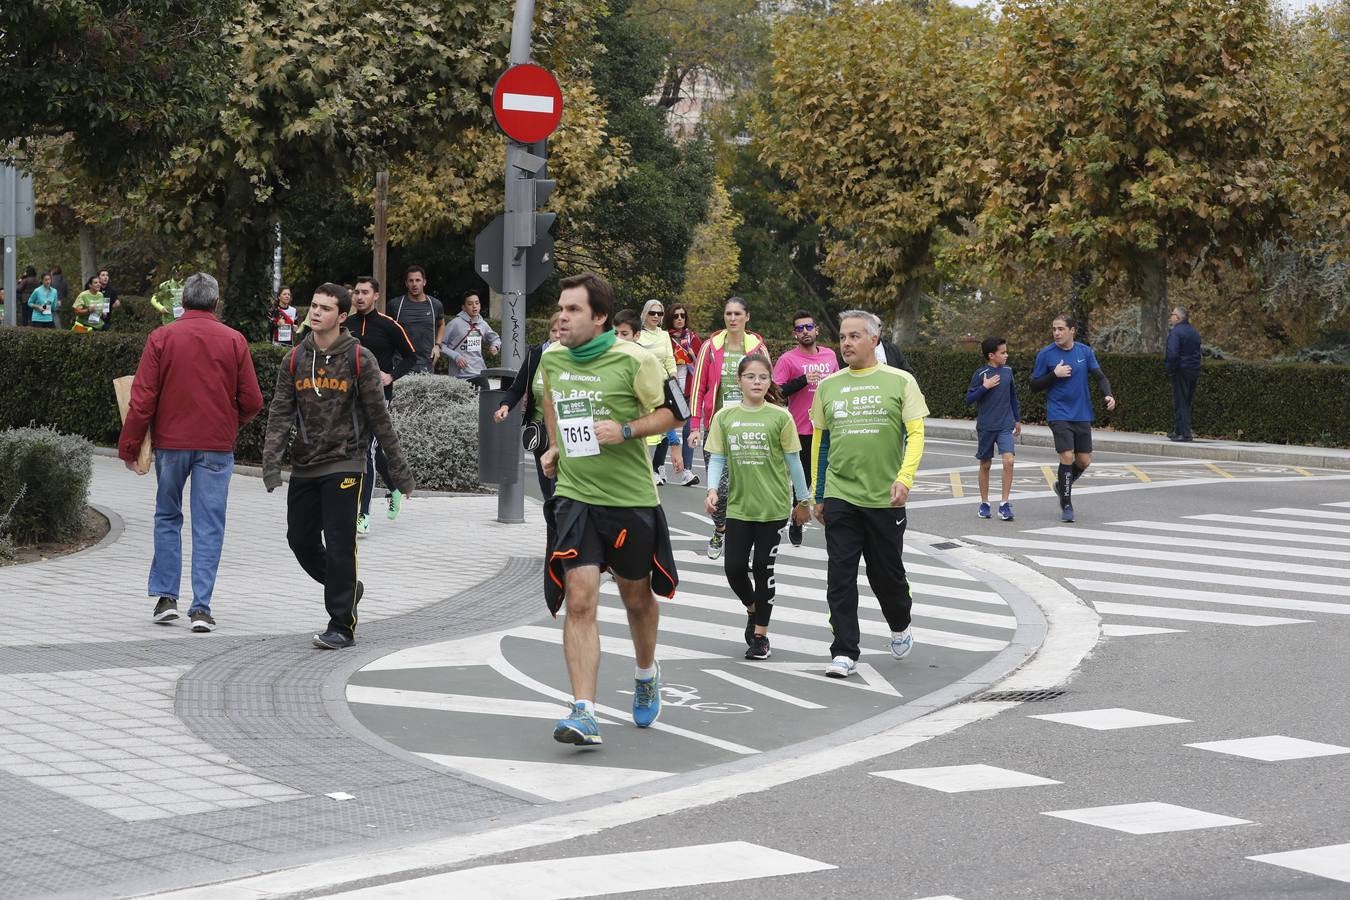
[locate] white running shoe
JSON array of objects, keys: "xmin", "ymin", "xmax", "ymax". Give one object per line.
[
  {"xmin": 890, "ymin": 628, "xmax": 913, "ymax": 660},
  {"xmin": 824, "ymin": 655, "xmax": 857, "ymax": 678}
]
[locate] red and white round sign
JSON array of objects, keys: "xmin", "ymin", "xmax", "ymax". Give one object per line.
[{"xmin": 492, "ymin": 64, "xmax": 564, "ymax": 144}]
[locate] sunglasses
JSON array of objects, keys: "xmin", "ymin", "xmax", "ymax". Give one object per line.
[
  {"xmin": 793, "ymin": 323, "xmax": 817, "ymax": 332},
  {"xmin": 648, "ymin": 310, "xmax": 664, "ymax": 316},
  {"xmin": 671, "ymin": 312, "xmax": 686, "ymax": 318}
]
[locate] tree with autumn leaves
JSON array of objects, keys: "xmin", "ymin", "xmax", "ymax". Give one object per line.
[{"xmin": 762, "ymin": 0, "xmax": 1343, "ymax": 352}]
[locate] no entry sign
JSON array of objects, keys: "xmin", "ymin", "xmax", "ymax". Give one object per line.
[{"xmin": 492, "ymin": 64, "xmax": 564, "ymax": 144}]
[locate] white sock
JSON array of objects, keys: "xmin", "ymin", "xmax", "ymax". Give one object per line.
[
  {"xmin": 893, "ymin": 628, "xmax": 911, "ymax": 638},
  {"xmin": 574, "ymin": 699, "xmax": 593, "ymax": 713},
  {"xmin": 635, "ymin": 664, "xmax": 657, "ymax": 681}
]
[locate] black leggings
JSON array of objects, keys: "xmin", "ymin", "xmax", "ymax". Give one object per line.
[
  {"xmin": 702, "ymin": 448, "xmax": 728, "ymax": 531},
  {"xmin": 724, "ymin": 518, "xmax": 786, "ymax": 628}
]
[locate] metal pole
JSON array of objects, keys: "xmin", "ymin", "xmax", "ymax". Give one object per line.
[
  {"xmin": 496, "ymin": 0, "xmax": 538, "ymax": 525},
  {"xmin": 373, "ymin": 171, "xmax": 388, "ymax": 313},
  {"xmin": 2, "ymin": 166, "xmax": 16, "ymax": 328}
]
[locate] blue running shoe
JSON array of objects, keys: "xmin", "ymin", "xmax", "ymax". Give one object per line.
[
  {"xmin": 890, "ymin": 628, "xmax": 913, "ymax": 660},
  {"xmin": 1061, "ymin": 504, "xmax": 1075, "ymax": 523},
  {"xmin": 998, "ymin": 501, "xmax": 1014, "ymax": 521},
  {"xmin": 632, "ymin": 664, "xmax": 661, "ymax": 728},
  {"xmin": 977, "ymin": 502, "xmax": 992, "ymax": 519},
  {"xmin": 553, "ymin": 703, "xmax": 602, "ymax": 746}
]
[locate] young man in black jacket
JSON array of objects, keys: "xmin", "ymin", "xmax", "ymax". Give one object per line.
[
  {"xmin": 349, "ymin": 276, "xmax": 418, "ymax": 534},
  {"xmin": 262, "ymin": 283, "xmax": 416, "ymax": 649}
]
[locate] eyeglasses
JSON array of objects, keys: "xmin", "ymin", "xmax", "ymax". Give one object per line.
[{"xmin": 793, "ymin": 323, "xmax": 817, "ymax": 332}]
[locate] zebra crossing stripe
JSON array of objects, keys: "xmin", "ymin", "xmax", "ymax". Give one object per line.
[
  {"xmin": 1110, "ymin": 520, "xmax": 1350, "ymax": 547},
  {"xmin": 670, "ymin": 566, "xmax": 1008, "ymax": 614},
  {"xmin": 1089, "ymin": 601, "xmax": 1309, "ymax": 627},
  {"xmin": 1027, "ymin": 555, "xmax": 1349, "ymax": 598},
  {"xmin": 509, "ymin": 626, "xmax": 726, "ymax": 660},
  {"xmin": 1257, "ymin": 507, "xmax": 1350, "ymax": 521},
  {"xmin": 964, "ymin": 535, "xmax": 1350, "ymax": 580},
  {"xmin": 1102, "ymin": 624, "xmax": 1185, "ymax": 636},
  {"xmin": 583, "ymin": 603, "xmax": 879, "ymax": 658},
  {"xmin": 701, "ymin": 669, "xmax": 829, "ymax": 709},
  {"xmin": 1024, "ymin": 526, "xmax": 1350, "ymax": 563},
  {"xmin": 1248, "ymin": 842, "xmax": 1350, "ymax": 884},
  {"xmin": 414, "ymin": 754, "xmax": 672, "ymax": 803},
  {"xmin": 345, "ymin": 686, "xmax": 599, "ymax": 722},
  {"xmin": 1186, "ymin": 514, "xmax": 1348, "ymax": 534},
  {"xmin": 1069, "ymin": 579, "xmax": 1350, "ymax": 617},
  {"xmin": 321, "ymin": 841, "xmax": 836, "ymax": 899}
]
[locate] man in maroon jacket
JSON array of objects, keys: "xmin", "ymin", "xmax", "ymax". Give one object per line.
[{"xmin": 118, "ymin": 273, "xmax": 264, "ymax": 632}]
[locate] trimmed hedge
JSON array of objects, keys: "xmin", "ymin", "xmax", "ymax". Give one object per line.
[
  {"xmin": 0, "ymin": 425, "xmax": 93, "ymax": 543},
  {"xmin": 521, "ymin": 319, "xmax": 1350, "ymax": 446},
  {"xmin": 3, "ymin": 325, "xmax": 1347, "ymax": 450}
]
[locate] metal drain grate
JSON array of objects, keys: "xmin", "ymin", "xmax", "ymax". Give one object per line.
[
  {"xmin": 964, "ymin": 689, "xmax": 1068, "ymax": 703},
  {"xmin": 930, "ymin": 541, "xmax": 962, "ymax": 550}
]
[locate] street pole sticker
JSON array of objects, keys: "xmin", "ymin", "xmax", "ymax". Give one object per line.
[{"xmin": 492, "ymin": 64, "xmax": 564, "ymax": 143}]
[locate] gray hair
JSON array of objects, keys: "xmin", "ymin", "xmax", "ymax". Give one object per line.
[
  {"xmin": 181, "ymin": 273, "xmax": 220, "ymax": 311},
  {"xmin": 1172, "ymin": 305, "xmax": 1189, "ymax": 322},
  {"xmin": 838, "ymin": 309, "xmax": 880, "ymax": 338}
]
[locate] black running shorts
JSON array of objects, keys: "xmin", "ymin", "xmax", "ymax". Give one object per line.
[
  {"xmin": 1049, "ymin": 420, "xmax": 1093, "ymax": 454},
  {"xmin": 552, "ymin": 498, "xmax": 659, "ymax": 582}
]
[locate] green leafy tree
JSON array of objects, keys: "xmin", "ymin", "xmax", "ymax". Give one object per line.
[
  {"xmin": 973, "ymin": 0, "xmax": 1286, "ymax": 351},
  {"xmin": 679, "ymin": 178, "xmax": 742, "ymax": 328},
  {"xmin": 758, "ymin": 0, "xmax": 991, "ymax": 344}
]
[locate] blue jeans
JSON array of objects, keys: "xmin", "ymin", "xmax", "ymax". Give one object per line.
[{"xmin": 149, "ymin": 450, "xmax": 234, "ymax": 613}]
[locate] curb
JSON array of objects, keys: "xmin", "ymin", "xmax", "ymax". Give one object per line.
[{"xmin": 925, "ymin": 420, "xmax": 1350, "ymax": 471}]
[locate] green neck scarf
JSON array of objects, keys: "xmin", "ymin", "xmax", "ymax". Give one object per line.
[{"xmin": 566, "ymin": 328, "xmax": 617, "ymax": 362}]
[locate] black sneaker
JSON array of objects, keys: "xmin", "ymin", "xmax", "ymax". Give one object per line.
[
  {"xmin": 745, "ymin": 635, "xmax": 771, "ymax": 660},
  {"xmin": 788, "ymin": 522, "xmax": 803, "ymax": 547},
  {"xmin": 744, "ymin": 612, "xmax": 756, "ymax": 647},
  {"xmin": 189, "ymin": 611, "xmax": 216, "ymax": 633},
  {"xmin": 152, "ymin": 597, "xmax": 179, "ymax": 624},
  {"xmin": 312, "ymin": 630, "xmax": 354, "ymax": 650}
]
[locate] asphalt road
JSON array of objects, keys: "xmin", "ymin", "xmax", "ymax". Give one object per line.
[{"xmin": 352, "ymin": 444, "xmax": 1350, "ymax": 899}]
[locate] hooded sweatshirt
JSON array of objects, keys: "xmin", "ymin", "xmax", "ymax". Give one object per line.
[
  {"xmin": 440, "ymin": 310, "xmax": 501, "ymax": 379},
  {"xmin": 261, "ymin": 330, "xmax": 415, "ymax": 492}
]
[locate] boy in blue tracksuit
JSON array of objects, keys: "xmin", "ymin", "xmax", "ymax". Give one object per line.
[{"xmin": 965, "ymin": 336, "xmax": 1021, "ymax": 521}]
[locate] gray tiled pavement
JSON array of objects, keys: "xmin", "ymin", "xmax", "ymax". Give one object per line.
[{"xmin": 0, "ymin": 457, "xmax": 548, "ymax": 899}]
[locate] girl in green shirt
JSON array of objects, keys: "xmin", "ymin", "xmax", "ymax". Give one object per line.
[{"xmin": 704, "ymin": 356, "xmax": 812, "ymax": 660}]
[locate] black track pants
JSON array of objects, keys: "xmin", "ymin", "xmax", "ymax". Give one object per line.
[
  {"xmin": 360, "ymin": 435, "xmax": 393, "ymax": 516},
  {"xmin": 723, "ymin": 518, "xmax": 786, "ymax": 628},
  {"xmin": 822, "ymin": 498, "xmax": 913, "ymax": 661},
  {"xmin": 287, "ymin": 472, "xmax": 362, "ymax": 638}
]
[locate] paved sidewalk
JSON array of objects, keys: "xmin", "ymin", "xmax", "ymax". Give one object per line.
[{"xmin": 0, "ymin": 457, "xmax": 547, "ymax": 899}]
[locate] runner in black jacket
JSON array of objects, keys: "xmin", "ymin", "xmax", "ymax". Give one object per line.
[{"xmin": 350, "ymin": 277, "xmax": 418, "ymax": 534}]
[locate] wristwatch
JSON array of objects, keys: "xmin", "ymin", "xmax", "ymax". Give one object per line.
[{"xmin": 621, "ymin": 422, "xmax": 634, "ymax": 440}]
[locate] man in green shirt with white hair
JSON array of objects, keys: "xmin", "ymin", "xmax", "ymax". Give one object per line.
[{"xmin": 810, "ymin": 309, "xmax": 929, "ymax": 679}]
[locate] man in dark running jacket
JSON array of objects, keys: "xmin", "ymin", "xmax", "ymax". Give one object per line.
[
  {"xmin": 349, "ymin": 276, "xmax": 418, "ymax": 533},
  {"xmin": 262, "ymin": 283, "xmax": 416, "ymax": 650}
]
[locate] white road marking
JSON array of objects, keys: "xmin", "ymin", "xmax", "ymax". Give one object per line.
[
  {"xmin": 1026, "ymin": 526, "xmax": 1350, "ymax": 563},
  {"xmin": 1070, "ymin": 579, "xmax": 1350, "ymax": 617},
  {"xmin": 1029, "ymin": 708, "xmax": 1191, "ymax": 730},
  {"xmin": 586, "ymin": 603, "xmax": 857, "ymax": 657},
  {"xmin": 1110, "ymin": 519, "xmax": 1350, "ymax": 547},
  {"xmin": 1089, "ymin": 601, "xmax": 1311, "ymax": 627},
  {"xmin": 1257, "ymin": 507, "xmax": 1350, "ymax": 521},
  {"xmin": 345, "ymin": 686, "xmax": 590, "ymax": 722},
  {"xmin": 1186, "ymin": 513, "xmax": 1349, "ymax": 534},
  {"xmin": 682, "ymin": 511, "xmax": 715, "ymax": 526},
  {"xmin": 701, "ymin": 669, "xmax": 827, "ymax": 709},
  {"xmin": 1101, "ymin": 624, "xmax": 1185, "ymax": 636},
  {"xmin": 1027, "ymin": 555, "xmax": 1348, "ymax": 598},
  {"xmin": 1043, "ymin": 802, "xmax": 1251, "ymax": 835},
  {"xmin": 323, "ymin": 840, "xmax": 835, "ymax": 899},
  {"xmin": 964, "ymin": 535, "xmax": 1350, "ymax": 580},
  {"xmin": 415, "ymin": 755, "xmax": 672, "ymax": 803},
  {"xmin": 744, "ymin": 661, "xmax": 902, "ymax": 697},
  {"xmin": 359, "ymin": 631, "xmax": 512, "ymax": 671},
  {"xmin": 872, "ymin": 763, "xmax": 1060, "ymax": 793},
  {"xmin": 1185, "ymin": 735, "xmax": 1350, "ymax": 762},
  {"xmin": 636, "ymin": 584, "xmax": 1014, "ymax": 645},
  {"xmin": 1248, "ymin": 842, "xmax": 1350, "ymax": 883}
]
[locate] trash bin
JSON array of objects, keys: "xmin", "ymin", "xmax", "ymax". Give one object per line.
[{"xmin": 478, "ymin": 367, "xmax": 522, "ymax": 485}]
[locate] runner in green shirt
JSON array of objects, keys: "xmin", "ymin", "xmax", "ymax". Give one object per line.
[
  {"xmin": 704, "ymin": 356, "xmax": 811, "ymax": 660},
  {"xmin": 809, "ymin": 309, "xmax": 930, "ymax": 678},
  {"xmin": 538, "ymin": 272, "xmax": 690, "ymax": 747}
]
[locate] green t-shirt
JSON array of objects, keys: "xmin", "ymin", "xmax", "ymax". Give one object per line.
[
  {"xmin": 705, "ymin": 402, "xmax": 801, "ymax": 522},
  {"xmin": 809, "ymin": 365, "xmax": 930, "ymax": 508},
  {"xmin": 531, "ymin": 364, "xmax": 546, "ymax": 423},
  {"xmin": 717, "ymin": 349, "xmax": 745, "ymax": 411},
  {"xmin": 539, "ymin": 339, "xmax": 665, "ymax": 508}
]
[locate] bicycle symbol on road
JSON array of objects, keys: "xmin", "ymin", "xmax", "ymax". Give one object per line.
[{"xmin": 618, "ymin": 682, "xmax": 753, "ymax": 715}]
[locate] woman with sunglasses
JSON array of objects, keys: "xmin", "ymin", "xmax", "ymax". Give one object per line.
[
  {"xmin": 660, "ymin": 304, "xmax": 702, "ymax": 487},
  {"xmin": 635, "ymin": 299, "xmax": 686, "ymax": 486}
]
